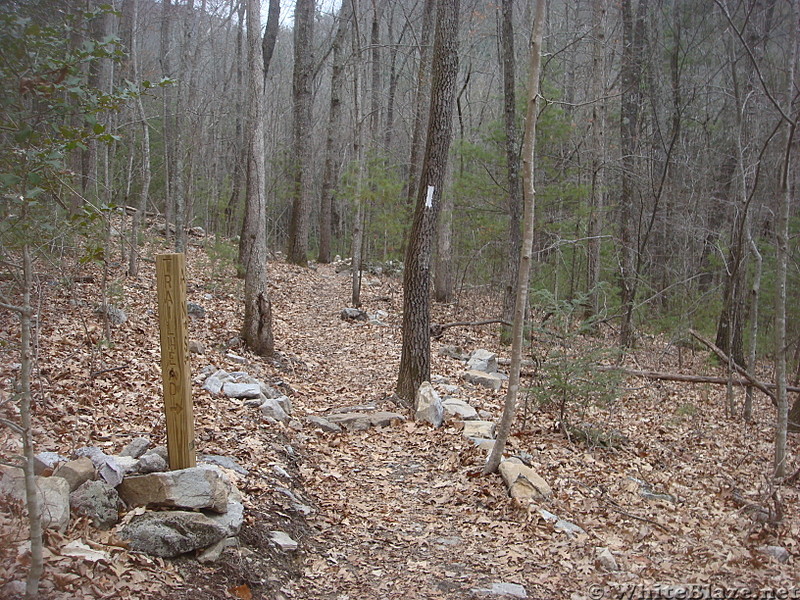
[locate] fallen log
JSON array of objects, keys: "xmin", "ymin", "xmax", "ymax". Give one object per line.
[{"xmin": 430, "ymin": 319, "xmax": 511, "ymax": 339}]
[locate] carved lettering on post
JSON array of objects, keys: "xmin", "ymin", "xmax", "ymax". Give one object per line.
[{"xmin": 155, "ymin": 253, "xmax": 196, "ymax": 470}]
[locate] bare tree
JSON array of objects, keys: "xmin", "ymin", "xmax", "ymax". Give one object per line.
[{"xmin": 396, "ymin": 0, "xmax": 460, "ymax": 402}]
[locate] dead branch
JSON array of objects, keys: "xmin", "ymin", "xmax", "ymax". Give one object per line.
[{"xmin": 430, "ymin": 319, "xmax": 511, "ymax": 338}]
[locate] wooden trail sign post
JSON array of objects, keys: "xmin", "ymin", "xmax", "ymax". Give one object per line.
[{"xmin": 156, "ymin": 253, "xmax": 196, "ymax": 470}]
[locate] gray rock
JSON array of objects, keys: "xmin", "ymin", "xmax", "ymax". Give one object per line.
[
  {"xmin": 70, "ymin": 480, "xmax": 122, "ymax": 529},
  {"xmin": 270, "ymin": 531, "xmax": 298, "ymax": 551},
  {"xmin": 197, "ymin": 536, "xmax": 239, "ymax": 563},
  {"xmin": 199, "ymin": 455, "xmax": 249, "ymax": 476},
  {"xmin": 138, "ymin": 453, "xmax": 168, "ymax": 474},
  {"xmin": 259, "ymin": 382, "xmax": 282, "ymax": 399},
  {"xmin": 37, "ymin": 476, "xmax": 71, "ymax": 531},
  {"xmin": 467, "ymin": 349, "xmax": 498, "ymax": 374},
  {"xmin": 304, "ymin": 415, "xmax": 343, "ymax": 433},
  {"xmin": 341, "ymin": 308, "xmax": 368, "ymax": 322},
  {"xmin": 207, "ymin": 497, "xmax": 245, "ymax": 537},
  {"xmin": 225, "ymin": 352, "xmax": 248, "ymax": 364},
  {"xmin": 97, "ymin": 304, "xmax": 127, "ymax": 326},
  {"xmin": 415, "ymin": 381, "xmax": 444, "ymax": 428},
  {"xmin": 470, "ymin": 438, "xmax": 496, "ymax": 451},
  {"xmin": 34, "ymin": 452, "xmax": 68, "ymax": 475},
  {"xmin": 499, "ymin": 458, "xmax": 552, "ymax": 501},
  {"xmin": 2, "ymin": 580, "xmax": 25, "ymax": 597},
  {"xmin": 539, "ymin": 509, "xmax": 586, "ymax": 537},
  {"xmin": 113, "ymin": 456, "xmax": 140, "ymax": 474},
  {"xmin": 260, "ymin": 397, "xmax": 289, "ymax": 422},
  {"xmin": 223, "ymin": 382, "xmax": 262, "ymax": 399},
  {"xmin": 595, "ymin": 547, "xmax": 619, "ymax": 571},
  {"xmin": 442, "ymin": 399, "xmax": 478, "ymax": 420},
  {"xmin": 462, "ymin": 370, "xmax": 503, "ymax": 391},
  {"xmin": 203, "ymin": 370, "xmax": 230, "ymax": 395},
  {"xmin": 53, "ymin": 457, "xmax": 95, "ymax": 491},
  {"xmin": 472, "ymin": 582, "xmax": 528, "ymax": 598},
  {"xmin": 189, "ymin": 341, "xmax": 205, "ymax": 355},
  {"xmin": 325, "ymin": 411, "xmax": 405, "ymax": 432},
  {"xmin": 462, "ymin": 420, "xmax": 496, "ymax": 439},
  {"xmin": 439, "ymin": 345, "xmax": 469, "ymax": 361},
  {"xmin": 74, "ymin": 447, "xmax": 124, "ymax": 487},
  {"xmin": 187, "ymin": 302, "xmax": 206, "ymax": 318},
  {"xmin": 758, "ymin": 545, "xmax": 790, "ymax": 563},
  {"xmin": 118, "ymin": 465, "xmax": 231, "ymax": 513},
  {"xmin": 273, "ymin": 395, "xmax": 293, "ymax": 414},
  {"xmin": 120, "ymin": 437, "xmax": 151, "ymax": 459},
  {"xmin": 119, "ymin": 510, "xmax": 228, "ymax": 558}
]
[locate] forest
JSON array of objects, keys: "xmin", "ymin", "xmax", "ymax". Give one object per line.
[{"xmin": 1, "ymin": 0, "xmax": 799, "ymax": 598}]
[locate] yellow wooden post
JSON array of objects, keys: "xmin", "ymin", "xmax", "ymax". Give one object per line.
[{"xmin": 155, "ymin": 253, "xmax": 196, "ymax": 470}]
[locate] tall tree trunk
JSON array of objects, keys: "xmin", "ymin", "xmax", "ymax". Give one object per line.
[
  {"xmin": 433, "ymin": 174, "xmax": 453, "ymax": 302},
  {"xmin": 350, "ymin": 0, "xmax": 365, "ymax": 307},
  {"xmin": 128, "ymin": 0, "xmax": 152, "ymax": 278},
  {"xmin": 241, "ymin": 0, "xmax": 274, "ymax": 356},
  {"xmin": 586, "ymin": 0, "xmax": 605, "ymax": 317},
  {"xmin": 405, "ymin": 0, "xmax": 436, "ymax": 205},
  {"xmin": 160, "ymin": 0, "xmax": 175, "ymax": 244},
  {"xmin": 286, "ymin": 0, "xmax": 316, "ymax": 266},
  {"xmin": 618, "ymin": 0, "xmax": 646, "ymax": 348},
  {"xmin": 499, "ymin": 0, "xmax": 522, "ymax": 338},
  {"xmin": 227, "ymin": 0, "xmax": 245, "ymax": 241},
  {"xmin": 318, "ymin": 1, "xmax": 351, "ymax": 263},
  {"xmin": 484, "ymin": 0, "xmax": 545, "ymax": 475},
  {"xmin": 396, "ymin": 0, "xmax": 459, "ymax": 403}
]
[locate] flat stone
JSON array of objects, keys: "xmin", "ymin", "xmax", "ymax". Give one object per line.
[
  {"xmin": 304, "ymin": 415, "xmax": 343, "ymax": 433},
  {"xmin": 199, "ymin": 455, "xmax": 249, "ymax": 476},
  {"xmin": 595, "ymin": 547, "xmax": 619, "ymax": 571},
  {"xmin": 326, "ymin": 411, "xmax": 405, "ymax": 431},
  {"xmin": 462, "ymin": 420, "xmax": 496, "ymax": 439},
  {"xmin": 470, "ymin": 437, "xmax": 496, "ymax": 451},
  {"xmin": 539, "ymin": 509, "xmax": 586, "ymax": 537},
  {"xmin": 260, "ymin": 397, "xmax": 289, "ymax": 422},
  {"xmin": 138, "ymin": 453, "xmax": 168, "ymax": 474},
  {"xmin": 415, "ymin": 381, "xmax": 443, "ymax": 428},
  {"xmin": 223, "ymin": 382, "xmax": 262, "ymax": 399},
  {"xmin": 203, "ymin": 370, "xmax": 230, "ymax": 395},
  {"xmin": 207, "ymin": 496, "xmax": 244, "ymax": 537},
  {"xmin": 472, "ymin": 582, "xmax": 527, "ymax": 598},
  {"xmin": 34, "ymin": 452, "xmax": 68, "ymax": 475},
  {"xmin": 53, "ymin": 457, "xmax": 95, "ymax": 492},
  {"xmin": 462, "ymin": 370, "xmax": 503, "ymax": 391},
  {"xmin": 341, "ymin": 308, "xmax": 368, "ymax": 321},
  {"xmin": 197, "ymin": 536, "xmax": 239, "ymax": 563},
  {"xmin": 113, "ymin": 455, "xmax": 140, "ymax": 474},
  {"xmin": 119, "ymin": 510, "xmax": 228, "ymax": 558},
  {"xmin": 442, "ymin": 399, "xmax": 478, "ymax": 420},
  {"xmin": 270, "ymin": 531, "xmax": 298, "ymax": 551},
  {"xmin": 499, "ymin": 458, "xmax": 552, "ymax": 501},
  {"xmin": 119, "ymin": 437, "xmax": 151, "ymax": 459},
  {"xmin": 118, "ymin": 465, "xmax": 231, "ymax": 513},
  {"xmin": 37, "ymin": 475, "xmax": 71, "ymax": 531}
]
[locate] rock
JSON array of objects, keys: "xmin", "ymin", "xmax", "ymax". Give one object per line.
[
  {"xmin": 341, "ymin": 307, "xmax": 368, "ymax": 321},
  {"xmin": 2, "ymin": 580, "xmax": 25, "ymax": 597},
  {"xmin": 467, "ymin": 349, "xmax": 498, "ymax": 373},
  {"xmin": 119, "ymin": 510, "xmax": 228, "ymax": 558},
  {"xmin": 188, "ymin": 226, "xmax": 206, "ymax": 238},
  {"xmin": 462, "ymin": 420, "xmax": 496, "ymax": 439},
  {"xmin": 197, "ymin": 536, "xmax": 239, "ymax": 563},
  {"xmin": 75, "ymin": 448, "xmax": 124, "ymax": 487},
  {"xmin": 499, "ymin": 458, "xmax": 552, "ymax": 501},
  {"xmin": 143, "ymin": 446, "xmax": 168, "ymax": 461},
  {"xmin": 595, "ymin": 547, "xmax": 619, "ymax": 571},
  {"xmin": 138, "ymin": 453, "xmax": 168, "ymax": 474},
  {"xmin": 189, "ymin": 341, "xmax": 205, "ymax": 355},
  {"xmin": 463, "ymin": 370, "xmax": 503, "ymax": 391},
  {"xmin": 113, "ymin": 456, "xmax": 140, "ymax": 474},
  {"xmin": 70, "ymin": 480, "xmax": 122, "ymax": 529},
  {"xmin": 223, "ymin": 382, "xmax": 262, "ymax": 399},
  {"xmin": 304, "ymin": 415, "xmax": 343, "ymax": 433},
  {"xmin": 203, "ymin": 370, "xmax": 229, "ymax": 395},
  {"xmin": 758, "ymin": 545, "xmax": 790, "ymax": 563},
  {"xmin": 440, "ymin": 384, "xmax": 460, "ymax": 395},
  {"xmin": 199, "ymin": 455, "xmax": 249, "ymax": 476},
  {"xmin": 61, "ymin": 540, "xmax": 110, "ymax": 562},
  {"xmin": 187, "ymin": 302, "xmax": 206, "ymax": 318},
  {"xmin": 226, "ymin": 352, "xmax": 248, "ymax": 364},
  {"xmin": 273, "ymin": 395, "xmax": 293, "ymax": 414},
  {"xmin": 120, "ymin": 437, "xmax": 151, "ymax": 459},
  {"xmin": 260, "ymin": 397, "xmax": 289, "ymax": 422},
  {"xmin": 325, "ymin": 411, "xmax": 405, "ymax": 432},
  {"xmin": 539, "ymin": 509, "xmax": 586, "ymax": 537},
  {"xmin": 439, "ymin": 345, "xmax": 469, "ymax": 361},
  {"xmin": 470, "ymin": 438, "xmax": 496, "ymax": 451},
  {"xmin": 442, "ymin": 399, "xmax": 478, "ymax": 420},
  {"xmin": 34, "ymin": 452, "xmax": 68, "ymax": 475},
  {"xmin": 53, "ymin": 457, "xmax": 95, "ymax": 492},
  {"xmin": 118, "ymin": 465, "xmax": 231, "ymax": 513},
  {"xmin": 270, "ymin": 531, "xmax": 298, "ymax": 551},
  {"xmin": 415, "ymin": 382, "xmax": 444, "ymax": 428},
  {"xmin": 37, "ymin": 476, "xmax": 71, "ymax": 531},
  {"xmin": 472, "ymin": 582, "xmax": 528, "ymax": 598},
  {"xmin": 207, "ymin": 495, "xmax": 245, "ymax": 537}
]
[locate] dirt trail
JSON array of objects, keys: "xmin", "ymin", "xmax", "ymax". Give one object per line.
[{"xmin": 276, "ymin": 265, "xmax": 545, "ymax": 599}]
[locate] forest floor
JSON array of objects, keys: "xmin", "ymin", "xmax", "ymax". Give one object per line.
[{"xmin": 1, "ymin": 233, "xmax": 799, "ymax": 599}]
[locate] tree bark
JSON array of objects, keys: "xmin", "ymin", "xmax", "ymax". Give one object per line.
[
  {"xmin": 396, "ymin": 0, "xmax": 459, "ymax": 403},
  {"xmin": 499, "ymin": 0, "xmax": 522, "ymax": 337},
  {"xmin": 484, "ymin": 0, "xmax": 545, "ymax": 475},
  {"xmin": 286, "ymin": 0, "xmax": 316, "ymax": 266},
  {"xmin": 241, "ymin": 0, "xmax": 274, "ymax": 356}
]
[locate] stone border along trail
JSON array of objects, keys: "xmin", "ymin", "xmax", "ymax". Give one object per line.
[{"xmin": 278, "ymin": 264, "xmax": 546, "ymax": 600}]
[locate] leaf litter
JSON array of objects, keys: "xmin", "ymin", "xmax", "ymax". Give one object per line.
[{"xmin": 0, "ymin": 236, "xmax": 797, "ymax": 599}]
